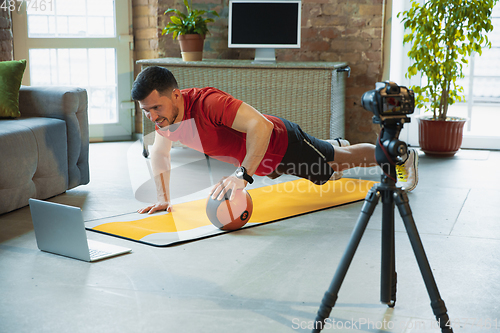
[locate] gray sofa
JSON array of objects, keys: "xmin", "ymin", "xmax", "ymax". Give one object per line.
[{"xmin": 0, "ymin": 86, "xmax": 90, "ymax": 215}]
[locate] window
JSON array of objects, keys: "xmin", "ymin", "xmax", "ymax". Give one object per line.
[
  {"xmin": 12, "ymin": 0, "xmax": 134, "ymax": 141},
  {"xmin": 448, "ymin": 5, "xmax": 500, "ymax": 136}
]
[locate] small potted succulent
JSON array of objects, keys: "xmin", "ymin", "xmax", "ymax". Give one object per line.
[
  {"xmin": 162, "ymin": 0, "xmax": 219, "ymax": 61},
  {"xmin": 399, "ymin": 0, "xmax": 497, "ymax": 156}
]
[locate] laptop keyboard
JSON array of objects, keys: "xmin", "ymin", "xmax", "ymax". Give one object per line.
[{"xmin": 89, "ymin": 249, "xmax": 111, "ymax": 259}]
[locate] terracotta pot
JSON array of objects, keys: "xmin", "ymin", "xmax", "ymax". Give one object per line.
[
  {"xmin": 178, "ymin": 34, "xmax": 205, "ymax": 61},
  {"xmin": 417, "ymin": 116, "xmax": 467, "ymax": 156}
]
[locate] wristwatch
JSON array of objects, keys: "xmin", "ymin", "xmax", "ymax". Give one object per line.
[{"xmin": 235, "ymin": 166, "xmax": 254, "ymax": 184}]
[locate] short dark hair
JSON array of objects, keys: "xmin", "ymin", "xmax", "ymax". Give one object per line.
[{"xmin": 131, "ymin": 66, "xmax": 179, "ymax": 101}]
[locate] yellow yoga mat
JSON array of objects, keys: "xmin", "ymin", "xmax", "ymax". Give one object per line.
[{"xmin": 86, "ymin": 178, "xmax": 377, "ymax": 247}]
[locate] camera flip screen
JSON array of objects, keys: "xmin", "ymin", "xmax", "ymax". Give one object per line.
[{"xmin": 382, "ymin": 96, "xmax": 403, "ymax": 113}]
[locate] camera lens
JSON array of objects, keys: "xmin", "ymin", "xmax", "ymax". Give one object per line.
[{"xmin": 361, "ymin": 90, "xmax": 378, "ymax": 114}]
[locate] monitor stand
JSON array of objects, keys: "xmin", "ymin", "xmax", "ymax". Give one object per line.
[{"xmin": 252, "ymin": 48, "xmax": 276, "ymax": 64}]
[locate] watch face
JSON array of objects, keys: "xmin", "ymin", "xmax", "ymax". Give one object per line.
[{"xmin": 235, "ymin": 167, "xmax": 244, "ymax": 178}]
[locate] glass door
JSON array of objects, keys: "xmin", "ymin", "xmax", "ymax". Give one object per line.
[{"xmin": 12, "ymin": 0, "xmax": 134, "ymax": 141}]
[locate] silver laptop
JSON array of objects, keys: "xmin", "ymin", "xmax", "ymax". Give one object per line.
[{"xmin": 29, "ymin": 199, "xmax": 131, "ymax": 262}]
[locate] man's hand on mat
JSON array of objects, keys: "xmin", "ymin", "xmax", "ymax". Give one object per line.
[
  {"xmin": 210, "ymin": 175, "xmax": 246, "ymax": 201},
  {"xmin": 137, "ymin": 201, "xmax": 172, "ymax": 214}
]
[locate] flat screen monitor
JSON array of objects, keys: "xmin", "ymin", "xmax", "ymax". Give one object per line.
[{"xmin": 228, "ymin": 0, "xmax": 301, "ymax": 63}]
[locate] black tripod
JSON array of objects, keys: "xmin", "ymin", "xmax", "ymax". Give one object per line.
[{"xmin": 312, "ymin": 118, "xmax": 453, "ymax": 333}]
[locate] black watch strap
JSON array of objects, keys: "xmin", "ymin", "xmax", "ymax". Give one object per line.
[{"xmin": 236, "ymin": 166, "xmax": 254, "ymax": 184}]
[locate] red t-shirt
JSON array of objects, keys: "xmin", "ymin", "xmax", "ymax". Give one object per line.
[{"xmin": 156, "ymin": 87, "xmax": 288, "ymax": 176}]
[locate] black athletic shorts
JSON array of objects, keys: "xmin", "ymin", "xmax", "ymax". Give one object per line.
[{"xmin": 268, "ymin": 117, "xmax": 335, "ymax": 185}]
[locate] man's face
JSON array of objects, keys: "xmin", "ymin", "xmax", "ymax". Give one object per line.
[{"xmin": 139, "ymin": 89, "xmax": 181, "ymax": 128}]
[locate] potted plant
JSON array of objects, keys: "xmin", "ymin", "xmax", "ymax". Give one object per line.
[
  {"xmin": 399, "ymin": 0, "xmax": 497, "ymax": 156},
  {"xmin": 162, "ymin": 0, "xmax": 219, "ymax": 61}
]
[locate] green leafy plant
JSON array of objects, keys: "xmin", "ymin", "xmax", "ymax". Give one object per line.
[
  {"xmin": 162, "ymin": 0, "xmax": 219, "ymax": 40},
  {"xmin": 398, "ymin": 0, "xmax": 497, "ymax": 121}
]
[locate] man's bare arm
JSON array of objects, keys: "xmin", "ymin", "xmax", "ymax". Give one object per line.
[
  {"xmin": 232, "ymin": 102, "xmax": 274, "ymax": 176},
  {"xmin": 210, "ymin": 102, "xmax": 274, "ymax": 200},
  {"xmin": 137, "ymin": 131, "xmax": 174, "ymax": 214}
]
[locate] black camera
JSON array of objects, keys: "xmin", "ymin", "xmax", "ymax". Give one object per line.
[{"xmin": 361, "ymin": 81, "xmax": 415, "ymax": 122}]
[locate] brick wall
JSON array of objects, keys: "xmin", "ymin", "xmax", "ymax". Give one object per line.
[
  {"xmin": 298, "ymin": 0, "xmax": 385, "ymax": 143},
  {"xmin": 132, "ymin": 0, "xmax": 159, "ymax": 133},
  {"xmin": 134, "ymin": 0, "xmax": 386, "ymax": 143},
  {"xmin": 0, "ymin": 10, "xmax": 13, "ymax": 61}
]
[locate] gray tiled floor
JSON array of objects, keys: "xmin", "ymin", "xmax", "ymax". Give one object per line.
[{"xmin": 1, "ymin": 141, "xmax": 499, "ymax": 333}]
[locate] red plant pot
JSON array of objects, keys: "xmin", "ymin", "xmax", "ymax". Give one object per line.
[{"xmin": 418, "ymin": 116, "xmax": 467, "ymax": 156}]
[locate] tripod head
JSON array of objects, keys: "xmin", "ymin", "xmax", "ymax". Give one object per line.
[
  {"xmin": 375, "ymin": 118, "xmax": 410, "ymax": 182},
  {"xmin": 361, "ymin": 81, "xmax": 415, "ymax": 183}
]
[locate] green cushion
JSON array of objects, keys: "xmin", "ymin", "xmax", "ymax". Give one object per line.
[{"xmin": 0, "ymin": 59, "xmax": 27, "ymax": 118}]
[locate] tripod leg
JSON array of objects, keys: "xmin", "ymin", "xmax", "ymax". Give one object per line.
[
  {"xmin": 395, "ymin": 190, "xmax": 454, "ymax": 333},
  {"xmin": 312, "ymin": 186, "xmax": 380, "ymax": 333},
  {"xmin": 380, "ymin": 188, "xmax": 397, "ymax": 306}
]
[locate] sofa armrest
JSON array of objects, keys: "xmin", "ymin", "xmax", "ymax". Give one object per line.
[
  {"xmin": 18, "ymin": 86, "xmax": 90, "ymax": 187},
  {"xmin": 19, "ymin": 86, "xmax": 87, "ymax": 117}
]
